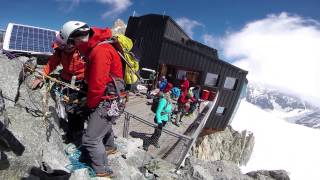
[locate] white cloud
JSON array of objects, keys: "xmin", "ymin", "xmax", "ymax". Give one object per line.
[
  {"xmin": 98, "ymin": 0, "xmax": 132, "ymax": 19},
  {"xmin": 176, "ymin": 17, "xmax": 203, "ymax": 38},
  {"xmin": 56, "ymin": 0, "xmax": 81, "ymax": 12},
  {"xmin": 56, "ymin": 0, "xmax": 132, "ymax": 18},
  {"xmin": 201, "ymin": 34, "xmax": 221, "ymax": 49},
  {"xmin": 221, "ymin": 12, "xmax": 320, "ymax": 105}
]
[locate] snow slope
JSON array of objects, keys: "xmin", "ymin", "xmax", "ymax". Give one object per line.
[{"xmin": 231, "ymin": 100, "xmax": 320, "ymax": 180}]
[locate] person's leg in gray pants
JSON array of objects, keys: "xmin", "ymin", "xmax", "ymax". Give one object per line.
[
  {"xmin": 82, "ymin": 107, "xmax": 114, "ymax": 174},
  {"xmin": 103, "ymin": 129, "xmax": 114, "ymax": 148}
]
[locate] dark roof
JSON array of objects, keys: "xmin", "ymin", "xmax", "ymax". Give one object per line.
[
  {"xmin": 130, "ymin": 13, "xmax": 248, "ymax": 75},
  {"xmin": 140, "ymin": 14, "xmax": 191, "ymax": 39}
]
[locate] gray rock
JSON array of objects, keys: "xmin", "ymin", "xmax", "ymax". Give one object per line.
[
  {"xmin": 246, "ymin": 170, "xmax": 290, "ymax": 180},
  {"xmin": 144, "ymin": 158, "xmax": 178, "ymax": 180},
  {"xmin": 0, "ymin": 56, "xmax": 24, "ymax": 107},
  {"xmin": 69, "ymin": 168, "xmax": 91, "ymax": 180},
  {"xmin": 0, "ymin": 104, "xmax": 69, "ymax": 179},
  {"xmin": 108, "ymin": 137, "xmax": 152, "ymax": 180},
  {"xmin": 0, "ymin": 55, "xmax": 69, "ymax": 179},
  {"xmin": 179, "ymin": 157, "xmax": 254, "ymax": 180},
  {"xmin": 192, "ymin": 125, "xmax": 254, "ymax": 166}
]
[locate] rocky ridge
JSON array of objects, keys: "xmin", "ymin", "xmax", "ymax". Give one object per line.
[{"xmin": 191, "ymin": 126, "xmax": 254, "ymax": 166}]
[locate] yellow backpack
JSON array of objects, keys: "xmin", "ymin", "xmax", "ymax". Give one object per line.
[
  {"xmin": 113, "ymin": 34, "xmax": 140, "ymax": 85},
  {"xmin": 98, "ymin": 34, "xmax": 141, "ymax": 85}
]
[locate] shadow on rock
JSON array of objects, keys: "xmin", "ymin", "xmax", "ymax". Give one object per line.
[
  {"xmin": 129, "ymin": 131, "xmax": 153, "ymax": 151},
  {"xmin": 22, "ymin": 162, "xmax": 71, "ymax": 180},
  {"xmin": 0, "ymin": 121, "xmax": 25, "ymax": 156},
  {"xmin": 0, "ymin": 152, "xmax": 10, "ymax": 170}
]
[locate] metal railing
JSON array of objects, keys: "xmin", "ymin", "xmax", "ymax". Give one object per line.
[
  {"xmin": 121, "ymin": 93, "xmax": 218, "ymax": 169},
  {"xmin": 176, "ymin": 92, "xmax": 218, "ymax": 168},
  {"xmin": 122, "ymin": 111, "xmax": 193, "ymax": 167}
]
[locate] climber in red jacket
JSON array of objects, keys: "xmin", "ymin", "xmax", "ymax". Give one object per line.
[
  {"xmin": 31, "ymin": 34, "xmax": 85, "ymax": 88},
  {"xmin": 60, "ymin": 21, "xmax": 124, "ymax": 178},
  {"xmin": 31, "ymin": 34, "xmax": 86, "ymax": 144}
]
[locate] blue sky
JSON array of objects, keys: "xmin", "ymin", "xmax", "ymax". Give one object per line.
[{"xmin": 1, "ymin": 0, "xmax": 319, "ymax": 43}]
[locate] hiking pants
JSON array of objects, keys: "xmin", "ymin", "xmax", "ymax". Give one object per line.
[
  {"xmin": 82, "ymin": 106, "xmax": 114, "ymax": 174},
  {"xmin": 150, "ymin": 121, "xmax": 167, "ymax": 145}
]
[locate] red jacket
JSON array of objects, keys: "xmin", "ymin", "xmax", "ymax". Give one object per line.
[
  {"xmin": 43, "ymin": 50, "xmax": 85, "ymax": 81},
  {"xmin": 178, "ymin": 90, "xmax": 189, "ymax": 104},
  {"xmin": 180, "ymin": 79, "xmax": 190, "ymax": 93},
  {"xmin": 79, "ymin": 27, "xmax": 123, "ymax": 108}
]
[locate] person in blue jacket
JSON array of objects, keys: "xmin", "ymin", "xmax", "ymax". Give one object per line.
[{"xmin": 158, "ymin": 76, "xmax": 168, "ymax": 92}]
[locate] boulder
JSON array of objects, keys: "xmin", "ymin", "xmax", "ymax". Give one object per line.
[
  {"xmin": 192, "ymin": 125, "xmax": 254, "ymax": 166},
  {"xmin": 179, "ymin": 156, "xmax": 254, "ymax": 180},
  {"xmin": 0, "ymin": 56, "xmax": 25, "ymax": 107},
  {"xmin": 247, "ymin": 170, "xmax": 290, "ymax": 180},
  {"xmin": 0, "ymin": 54, "xmax": 69, "ymax": 179}
]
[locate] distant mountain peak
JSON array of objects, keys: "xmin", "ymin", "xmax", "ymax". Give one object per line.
[
  {"xmin": 111, "ymin": 19, "xmax": 127, "ymax": 35},
  {"xmin": 246, "ymin": 83, "xmax": 320, "ymax": 129}
]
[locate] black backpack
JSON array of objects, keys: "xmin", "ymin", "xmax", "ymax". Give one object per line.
[{"xmin": 151, "ymin": 95, "xmax": 168, "ymax": 114}]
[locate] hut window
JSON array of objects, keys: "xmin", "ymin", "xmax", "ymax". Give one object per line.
[
  {"xmin": 176, "ymin": 70, "xmax": 187, "ymax": 80},
  {"xmin": 216, "ymin": 106, "xmax": 225, "ymax": 115},
  {"xmin": 204, "ymin": 73, "xmax": 219, "ymax": 87},
  {"xmin": 224, "ymin": 77, "xmax": 238, "ymax": 90}
]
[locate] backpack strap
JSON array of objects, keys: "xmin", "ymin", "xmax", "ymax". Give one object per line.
[
  {"xmin": 110, "ymin": 75, "xmax": 121, "ymax": 100},
  {"xmin": 161, "ymin": 98, "xmax": 170, "ymax": 115}
]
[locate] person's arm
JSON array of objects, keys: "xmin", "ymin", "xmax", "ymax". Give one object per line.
[
  {"xmin": 32, "ymin": 52, "xmax": 61, "ymax": 89},
  {"xmin": 155, "ymin": 98, "xmax": 166, "ymax": 124},
  {"xmin": 86, "ymin": 46, "xmax": 111, "ymax": 109},
  {"xmin": 43, "ymin": 52, "xmax": 61, "ymax": 75}
]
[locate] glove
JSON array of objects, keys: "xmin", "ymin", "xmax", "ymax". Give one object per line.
[{"xmin": 31, "ymin": 77, "xmax": 44, "ymax": 90}]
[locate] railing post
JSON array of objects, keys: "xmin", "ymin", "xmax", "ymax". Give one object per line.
[{"xmin": 123, "ymin": 112, "xmax": 130, "ymax": 138}]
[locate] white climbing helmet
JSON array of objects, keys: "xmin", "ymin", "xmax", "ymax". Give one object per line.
[{"xmin": 60, "ymin": 21, "xmax": 90, "ymax": 44}]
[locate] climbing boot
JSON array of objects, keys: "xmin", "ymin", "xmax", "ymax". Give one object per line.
[
  {"xmin": 96, "ymin": 168, "xmax": 114, "ymax": 178},
  {"xmin": 106, "ymin": 146, "xmax": 117, "ymax": 155}
]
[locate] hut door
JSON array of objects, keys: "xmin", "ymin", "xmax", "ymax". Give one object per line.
[{"xmin": 159, "ymin": 64, "xmax": 167, "ymax": 77}]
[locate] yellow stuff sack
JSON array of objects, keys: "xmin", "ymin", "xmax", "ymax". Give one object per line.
[{"xmin": 114, "ymin": 34, "xmax": 139, "ymax": 85}]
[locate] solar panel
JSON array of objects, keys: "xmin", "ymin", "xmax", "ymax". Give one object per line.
[{"xmin": 3, "ymin": 23, "xmax": 58, "ymax": 55}]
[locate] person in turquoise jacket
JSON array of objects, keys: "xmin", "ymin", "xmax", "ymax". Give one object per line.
[{"xmin": 146, "ymin": 89, "xmax": 178, "ymax": 150}]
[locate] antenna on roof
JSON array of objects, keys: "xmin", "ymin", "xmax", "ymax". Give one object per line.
[
  {"xmin": 132, "ymin": 10, "xmax": 136, "ymax": 17},
  {"xmin": 162, "ymin": 11, "xmax": 166, "ymax": 18}
]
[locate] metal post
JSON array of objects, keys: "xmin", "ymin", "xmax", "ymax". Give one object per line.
[
  {"xmin": 126, "ymin": 114, "xmax": 131, "ymax": 138},
  {"xmin": 123, "ymin": 112, "xmax": 130, "ymax": 138}
]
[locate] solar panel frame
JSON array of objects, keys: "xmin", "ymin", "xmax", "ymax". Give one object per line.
[{"xmin": 3, "ymin": 23, "xmax": 58, "ymax": 55}]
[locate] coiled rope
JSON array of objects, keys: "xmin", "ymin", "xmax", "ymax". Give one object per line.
[{"xmin": 64, "ymin": 144, "xmax": 96, "ymax": 178}]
